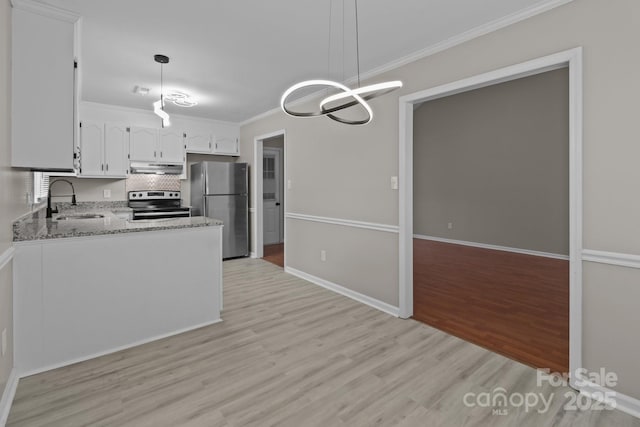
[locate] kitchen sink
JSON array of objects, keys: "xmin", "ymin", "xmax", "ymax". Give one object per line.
[{"xmin": 55, "ymin": 214, "xmax": 105, "ymax": 220}]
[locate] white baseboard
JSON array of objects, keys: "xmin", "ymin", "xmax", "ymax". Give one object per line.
[
  {"xmin": 18, "ymin": 318, "xmax": 222, "ymax": 378},
  {"xmin": 250, "ymin": 252, "xmax": 257, "ymax": 259},
  {"xmin": 285, "ymin": 266, "xmax": 399, "ymax": 317},
  {"xmin": 0, "ymin": 369, "xmax": 18, "ymax": 427},
  {"xmin": 413, "ymin": 234, "xmax": 569, "ymax": 260},
  {"xmin": 579, "ymin": 377, "xmax": 640, "ymax": 419}
]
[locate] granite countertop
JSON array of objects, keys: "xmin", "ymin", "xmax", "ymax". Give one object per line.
[{"xmin": 13, "ymin": 202, "xmax": 223, "ymax": 242}]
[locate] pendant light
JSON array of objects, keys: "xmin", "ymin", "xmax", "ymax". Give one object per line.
[
  {"xmin": 153, "ymin": 54, "xmax": 171, "ymax": 128},
  {"xmin": 281, "ymin": 0, "xmax": 402, "ymax": 125}
]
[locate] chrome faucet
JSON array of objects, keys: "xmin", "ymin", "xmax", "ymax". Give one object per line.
[{"xmin": 46, "ymin": 179, "xmax": 77, "ymax": 218}]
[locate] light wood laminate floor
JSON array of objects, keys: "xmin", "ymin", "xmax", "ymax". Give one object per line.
[{"xmin": 7, "ymin": 259, "xmax": 639, "ymax": 426}]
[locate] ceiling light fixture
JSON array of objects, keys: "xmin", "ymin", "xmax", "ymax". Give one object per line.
[
  {"xmin": 153, "ymin": 54, "xmax": 170, "ymax": 128},
  {"xmin": 281, "ymin": 0, "xmax": 402, "ymax": 125},
  {"xmin": 164, "ymin": 91, "xmax": 198, "ymax": 108}
]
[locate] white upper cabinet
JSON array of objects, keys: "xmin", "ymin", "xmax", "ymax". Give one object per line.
[
  {"xmin": 11, "ymin": 0, "xmax": 80, "ymax": 170},
  {"xmin": 78, "ymin": 121, "xmax": 103, "ymax": 176},
  {"xmin": 158, "ymin": 129, "xmax": 185, "ymax": 163},
  {"xmin": 212, "ymin": 136, "xmax": 239, "ymax": 156},
  {"xmin": 78, "ymin": 121, "xmax": 129, "ymax": 178},
  {"xmin": 184, "ymin": 132, "xmax": 211, "ymax": 154},
  {"xmin": 130, "ymin": 127, "xmax": 184, "ymax": 164},
  {"xmin": 103, "ymin": 123, "xmax": 129, "ymax": 176},
  {"xmin": 129, "ymin": 127, "xmax": 158, "ymax": 162}
]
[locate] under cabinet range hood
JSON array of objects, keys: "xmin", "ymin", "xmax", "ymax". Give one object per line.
[{"xmin": 129, "ymin": 162, "xmax": 183, "ymax": 175}]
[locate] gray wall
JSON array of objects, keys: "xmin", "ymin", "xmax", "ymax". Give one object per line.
[
  {"xmin": 240, "ymin": 0, "xmax": 640, "ymax": 400},
  {"xmin": 0, "ymin": 0, "xmax": 33, "ymax": 399},
  {"xmin": 413, "ymin": 68, "xmax": 569, "ymax": 255}
]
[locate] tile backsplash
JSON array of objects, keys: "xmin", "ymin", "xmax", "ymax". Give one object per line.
[{"xmin": 125, "ymin": 174, "xmax": 181, "ymax": 192}]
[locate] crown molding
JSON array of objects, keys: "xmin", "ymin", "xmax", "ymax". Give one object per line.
[{"xmin": 11, "ymin": 0, "xmax": 80, "ymax": 23}]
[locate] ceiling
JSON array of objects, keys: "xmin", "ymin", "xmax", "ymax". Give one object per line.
[{"xmin": 38, "ymin": 0, "xmax": 551, "ymax": 123}]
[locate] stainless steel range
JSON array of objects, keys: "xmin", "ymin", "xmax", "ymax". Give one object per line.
[{"xmin": 127, "ymin": 190, "xmax": 191, "ymax": 220}]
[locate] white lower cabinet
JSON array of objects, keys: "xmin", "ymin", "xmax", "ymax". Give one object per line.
[
  {"xmin": 13, "ymin": 227, "xmax": 223, "ymax": 374},
  {"xmin": 79, "ymin": 121, "xmax": 129, "ymax": 178}
]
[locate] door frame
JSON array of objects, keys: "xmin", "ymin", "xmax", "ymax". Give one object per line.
[
  {"xmin": 252, "ymin": 129, "xmax": 286, "ymax": 260},
  {"xmin": 398, "ymin": 47, "xmax": 583, "ymax": 385},
  {"xmin": 263, "ymin": 146, "xmax": 284, "ymax": 244}
]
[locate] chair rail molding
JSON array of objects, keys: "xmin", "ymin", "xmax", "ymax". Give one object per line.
[
  {"xmin": 285, "ymin": 212, "xmax": 399, "ymax": 234},
  {"xmin": 582, "ymin": 249, "xmax": 640, "ymax": 270}
]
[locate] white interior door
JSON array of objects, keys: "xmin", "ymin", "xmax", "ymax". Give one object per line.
[{"xmin": 263, "ymin": 148, "xmax": 282, "ymax": 245}]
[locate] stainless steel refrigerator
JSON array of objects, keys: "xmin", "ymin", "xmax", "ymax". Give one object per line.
[{"xmin": 190, "ymin": 162, "xmax": 249, "ymax": 259}]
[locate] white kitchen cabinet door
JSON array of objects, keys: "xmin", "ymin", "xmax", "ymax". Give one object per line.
[
  {"xmin": 104, "ymin": 123, "xmax": 130, "ymax": 176},
  {"xmin": 11, "ymin": 3, "xmax": 79, "ymax": 170},
  {"xmin": 129, "ymin": 127, "xmax": 158, "ymax": 161},
  {"xmin": 213, "ymin": 136, "xmax": 239, "ymax": 156},
  {"xmin": 185, "ymin": 132, "xmax": 211, "ymax": 154},
  {"xmin": 78, "ymin": 121, "xmax": 104, "ymax": 176},
  {"xmin": 158, "ymin": 129, "xmax": 185, "ymax": 163}
]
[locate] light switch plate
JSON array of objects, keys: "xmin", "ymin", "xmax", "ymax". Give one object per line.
[
  {"xmin": 1, "ymin": 328, "xmax": 6, "ymax": 356},
  {"xmin": 103, "ymin": 189, "xmax": 111, "ymax": 198},
  {"xmin": 287, "ymin": 179, "xmax": 292, "ymax": 190},
  {"xmin": 391, "ymin": 176, "xmax": 398, "ymax": 190}
]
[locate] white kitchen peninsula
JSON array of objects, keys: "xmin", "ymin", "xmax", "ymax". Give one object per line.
[{"xmin": 12, "ymin": 210, "xmax": 223, "ymax": 376}]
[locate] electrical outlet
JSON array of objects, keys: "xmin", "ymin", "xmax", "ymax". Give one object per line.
[
  {"xmin": 447, "ymin": 222, "xmax": 453, "ymax": 230},
  {"xmin": 320, "ymin": 250, "xmax": 326, "ymax": 262},
  {"xmin": 391, "ymin": 176, "xmax": 398, "ymax": 190},
  {"xmin": 1, "ymin": 328, "xmax": 6, "ymax": 357},
  {"xmin": 103, "ymin": 189, "xmax": 111, "ymax": 198}
]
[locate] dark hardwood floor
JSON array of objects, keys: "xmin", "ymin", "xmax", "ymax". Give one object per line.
[
  {"xmin": 263, "ymin": 243, "xmax": 285, "ymax": 268},
  {"xmin": 413, "ymin": 238, "xmax": 569, "ymax": 374}
]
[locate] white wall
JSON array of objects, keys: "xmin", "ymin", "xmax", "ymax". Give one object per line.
[
  {"xmin": 0, "ymin": 0, "xmax": 33, "ymax": 405},
  {"xmin": 240, "ymin": 0, "xmax": 640, "ymax": 400}
]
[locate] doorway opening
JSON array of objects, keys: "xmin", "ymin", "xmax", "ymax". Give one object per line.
[
  {"xmin": 412, "ymin": 67, "xmax": 569, "ymax": 373},
  {"xmin": 262, "ymin": 138, "xmax": 285, "ymax": 267},
  {"xmin": 398, "ymin": 48, "xmax": 583, "ymax": 384},
  {"xmin": 252, "ymin": 130, "xmax": 286, "ymax": 268}
]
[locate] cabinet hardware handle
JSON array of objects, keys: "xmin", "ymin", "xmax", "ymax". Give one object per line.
[
  {"xmin": 160, "ymin": 151, "xmax": 163, "ymax": 158},
  {"xmin": 106, "ymin": 164, "xmax": 109, "ymax": 171},
  {"xmin": 101, "ymin": 164, "xmax": 104, "ymax": 171},
  {"xmin": 154, "ymin": 151, "xmax": 157, "ymax": 157}
]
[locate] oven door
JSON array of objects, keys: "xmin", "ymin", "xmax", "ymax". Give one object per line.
[{"xmin": 131, "ymin": 209, "xmax": 191, "ymax": 221}]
